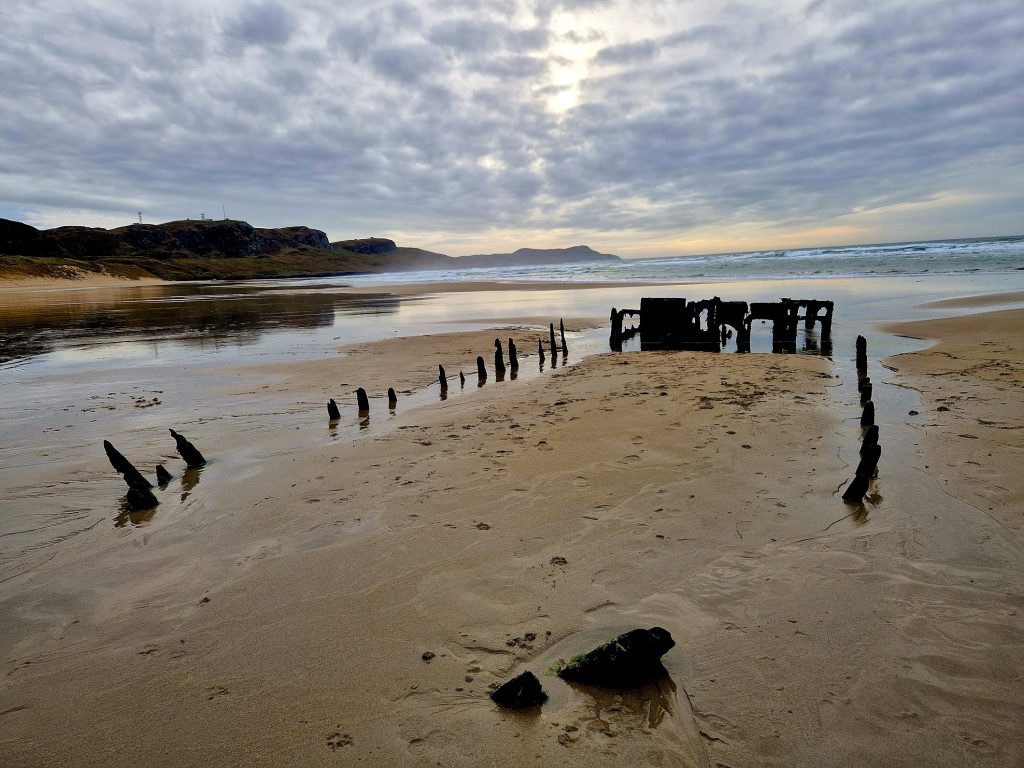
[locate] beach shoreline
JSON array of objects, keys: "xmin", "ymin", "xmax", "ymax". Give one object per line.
[{"xmin": 1, "ymin": 288, "xmax": 1022, "ymax": 767}]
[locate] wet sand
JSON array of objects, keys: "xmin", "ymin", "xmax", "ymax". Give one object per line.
[
  {"xmin": 0, "ymin": 274, "xmax": 166, "ymax": 291},
  {"xmin": 884, "ymin": 308, "xmax": 1024, "ymax": 540},
  {"xmin": 1, "ymin": 297, "xmax": 1023, "ymax": 766}
]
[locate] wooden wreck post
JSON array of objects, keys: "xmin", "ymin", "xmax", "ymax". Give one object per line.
[
  {"xmin": 538, "ymin": 339, "xmax": 545, "ymax": 365},
  {"xmin": 494, "ymin": 339, "xmax": 506, "ymax": 375},
  {"xmin": 560, "ymin": 319, "xmax": 568, "ymax": 355},
  {"xmin": 439, "ymin": 364, "xmax": 448, "ymax": 392},
  {"xmin": 356, "ymin": 387, "xmax": 370, "ymax": 413},
  {"xmin": 549, "ymin": 323, "xmax": 557, "ymax": 358},
  {"xmin": 610, "ymin": 307, "xmax": 622, "ymax": 350},
  {"xmin": 477, "ymin": 355, "xmax": 487, "ymax": 380},
  {"xmin": 861, "ymin": 401, "xmax": 875, "ymax": 427},
  {"xmin": 508, "ymin": 338, "xmax": 519, "ymax": 370}
]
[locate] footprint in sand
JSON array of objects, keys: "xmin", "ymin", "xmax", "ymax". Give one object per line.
[{"xmin": 327, "ymin": 732, "xmax": 353, "ymax": 750}]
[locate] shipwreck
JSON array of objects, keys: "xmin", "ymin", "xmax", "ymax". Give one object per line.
[{"xmin": 610, "ymin": 297, "xmax": 834, "ymax": 354}]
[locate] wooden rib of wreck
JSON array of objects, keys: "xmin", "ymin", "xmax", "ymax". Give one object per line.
[{"xmin": 169, "ymin": 429, "xmax": 206, "ymax": 467}]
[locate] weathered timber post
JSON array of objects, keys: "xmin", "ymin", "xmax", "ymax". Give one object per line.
[
  {"xmin": 860, "ymin": 425, "xmax": 879, "ymax": 454},
  {"xmin": 538, "ymin": 339, "xmax": 545, "ymax": 365},
  {"xmin": 459, "ymin": 371, "xmax": 465, "ymax": 387},
  {"xmin": 549, "ymin": 323, "xmax": 557, "ymax": 358},
  {"xmin": 169, "ymin": 429, "xmax": 206, "ymax": 467},
  {"xmin": 356, "ymin": 388, "xmax": 370, "ymax": 413},
  {"xmin": 388, "ymin": 388, "xmax": 398, "ymax": 407},
  {"xmin": 126, "ymin": 486, "xmax": 159, "ymax": 511},
  {"xmin": 842, "ymin": 474, "xmax": 870, "ymax": 503},
  {"xmin": 610, "ymin": 308, "xmax": 622, "ymax": 351},
  {"xmin": 856, "ymin": 335, "xmax": 868, "ymax": 373},
  {"xmin": 155, "ymin": 465, "xmax": 173, "ymax": 485},
  {"xmin": 858, "ymin": 376, "xmax": 871, "ymax": 393},
  {"xmin": 477, "ymin": 356, "xmax": 487, "ymax": 380},
  {"xmin": 860, "ymin": 383, "xmax": 873, "ymax": 405},
  {"xmin": 328, "ymin": 398, "xmax": 341, "ymax": 420},
  {"xmin": 439, "ymin": 365, "xmax": 448, "ymax": 392},
  {"xmin": 508, "ymin": 338, "xmax": 519, "ymax": 370},
  {"xmin": 103, "ymin": 440, "xmax": 152, "ymax": 490},
  {"xmin": 560, "ymin": 319, "xmax": 568, "ymax": 355},
  {"xmin": 855, "ymin": 445, "xmax": 881, "ymax": 477},
  {"xmin": 494, "ymin": 339, "xmax": 506, "ymax": 375},
  {"xmin": 860, "ymin": 401, "xmax": 875, "ymax": 427}
]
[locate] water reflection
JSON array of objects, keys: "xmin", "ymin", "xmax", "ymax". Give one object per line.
[
  {"xmin": 0, "ymin": 282, "xmax": 403, "ymax": 364},
  {"xmin": 114, "ymin": 503, "xmax": 157, "ymax": 528}
]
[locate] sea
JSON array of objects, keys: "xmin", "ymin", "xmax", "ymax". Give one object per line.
[{"xmin": 343, "ymin": 234, "xmax": 1024, "ymax": 286}]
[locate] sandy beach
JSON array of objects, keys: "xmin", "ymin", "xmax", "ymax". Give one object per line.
[{"xmin": 1, "ymin": 288, "xmax": 1022, "ymax": 767}]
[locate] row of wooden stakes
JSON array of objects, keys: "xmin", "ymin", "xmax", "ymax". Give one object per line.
[
  {"xmin": 842, "ymin": 334, "xmax": 881, "ymax": 503},
  {"xmin": 327, "ymin": 321, "xmax": 570, "ymax": 420}
]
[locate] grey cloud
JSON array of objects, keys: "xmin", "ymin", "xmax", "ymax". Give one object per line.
[
  {"xmin": 370, "ymin": 43, "xmax": 449, "ymax": 83},
  {"xmin": 224, "ymin": 1, "xmax": 296, "ymax": 47},
  {"xmin": 0, "ymin": 0, "xmax": 1021, "ymax": 250},
  {"xmin": 595, "ymin": 38, "xmax": 659, "ymax": 65}
]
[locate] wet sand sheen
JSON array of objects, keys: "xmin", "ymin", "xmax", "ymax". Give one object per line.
[{"xmin": 1, "ymin": 295, "xmax": 1022, "ymax": 766}]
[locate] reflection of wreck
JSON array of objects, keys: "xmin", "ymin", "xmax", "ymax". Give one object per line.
[{"xmin": 610, "ymin": 297, "xmax": 833, "ymax": 354}]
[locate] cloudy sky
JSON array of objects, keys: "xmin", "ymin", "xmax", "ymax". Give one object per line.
[{"xmin": 1, "ymin": 0, "xmax": 1021, "ymax": 257}]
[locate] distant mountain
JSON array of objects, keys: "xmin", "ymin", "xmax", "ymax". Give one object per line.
[
  {"xmin": 0, "ymin": 217, "xmax": 617, "ymax": 281},
  {"xmin": 456, "ymin": 245, "xmax": 620, "ymax": 268}
]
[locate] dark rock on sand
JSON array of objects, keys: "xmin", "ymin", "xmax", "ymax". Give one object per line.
[
  {"xmin": 490, "ymin": 671, "xmax": 547, "ymax": 708},
  {"xmin": 557, "ymin": 627, "xmax": 675, "ymax": 687}
]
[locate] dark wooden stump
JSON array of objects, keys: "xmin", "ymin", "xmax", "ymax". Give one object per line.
[
  {"xmin": 169, "ymin": 429, "xmax": 206, "ymax": 467},
  {"xmin": 328, "ymin": 398, "xmax": 341, "ymax": 420},
  {"xmin": 860, "ymin": 425, "xmax": 879, "ymax": 454},
  {"xmin": 494, "ymin": 339, "xmax": 506, "ymax": 374},
  {"xmin": 103, "ymin": 440, "xmax": 153, "ymax": 490},
  {"xmin": 356, "ymin": 388, "xmax": 370, "ymax": 413},
  {"xmin": 855, "ymin": 444, "xmax": 881, "ymax": 477},
  {"xmin": 860, "ymin": 401, "xmax": 874, "ymax": 427},
  {"xmin": 842, "ymin": 474, "xmax": 869, "ymax": 503}
]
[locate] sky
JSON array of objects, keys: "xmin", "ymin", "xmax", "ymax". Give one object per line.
[{"xmin": 1, "ymin": 0, "xmax": 1022, "ymax": 258}]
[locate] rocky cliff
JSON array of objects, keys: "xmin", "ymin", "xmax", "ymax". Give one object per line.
[
  {"xmin": 0, "ymin": 217, "xmax": 619, "ymax": 281},
  {"xmin": 0, "ymin": 218, "xmax": 331, "ymax": 261}
]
